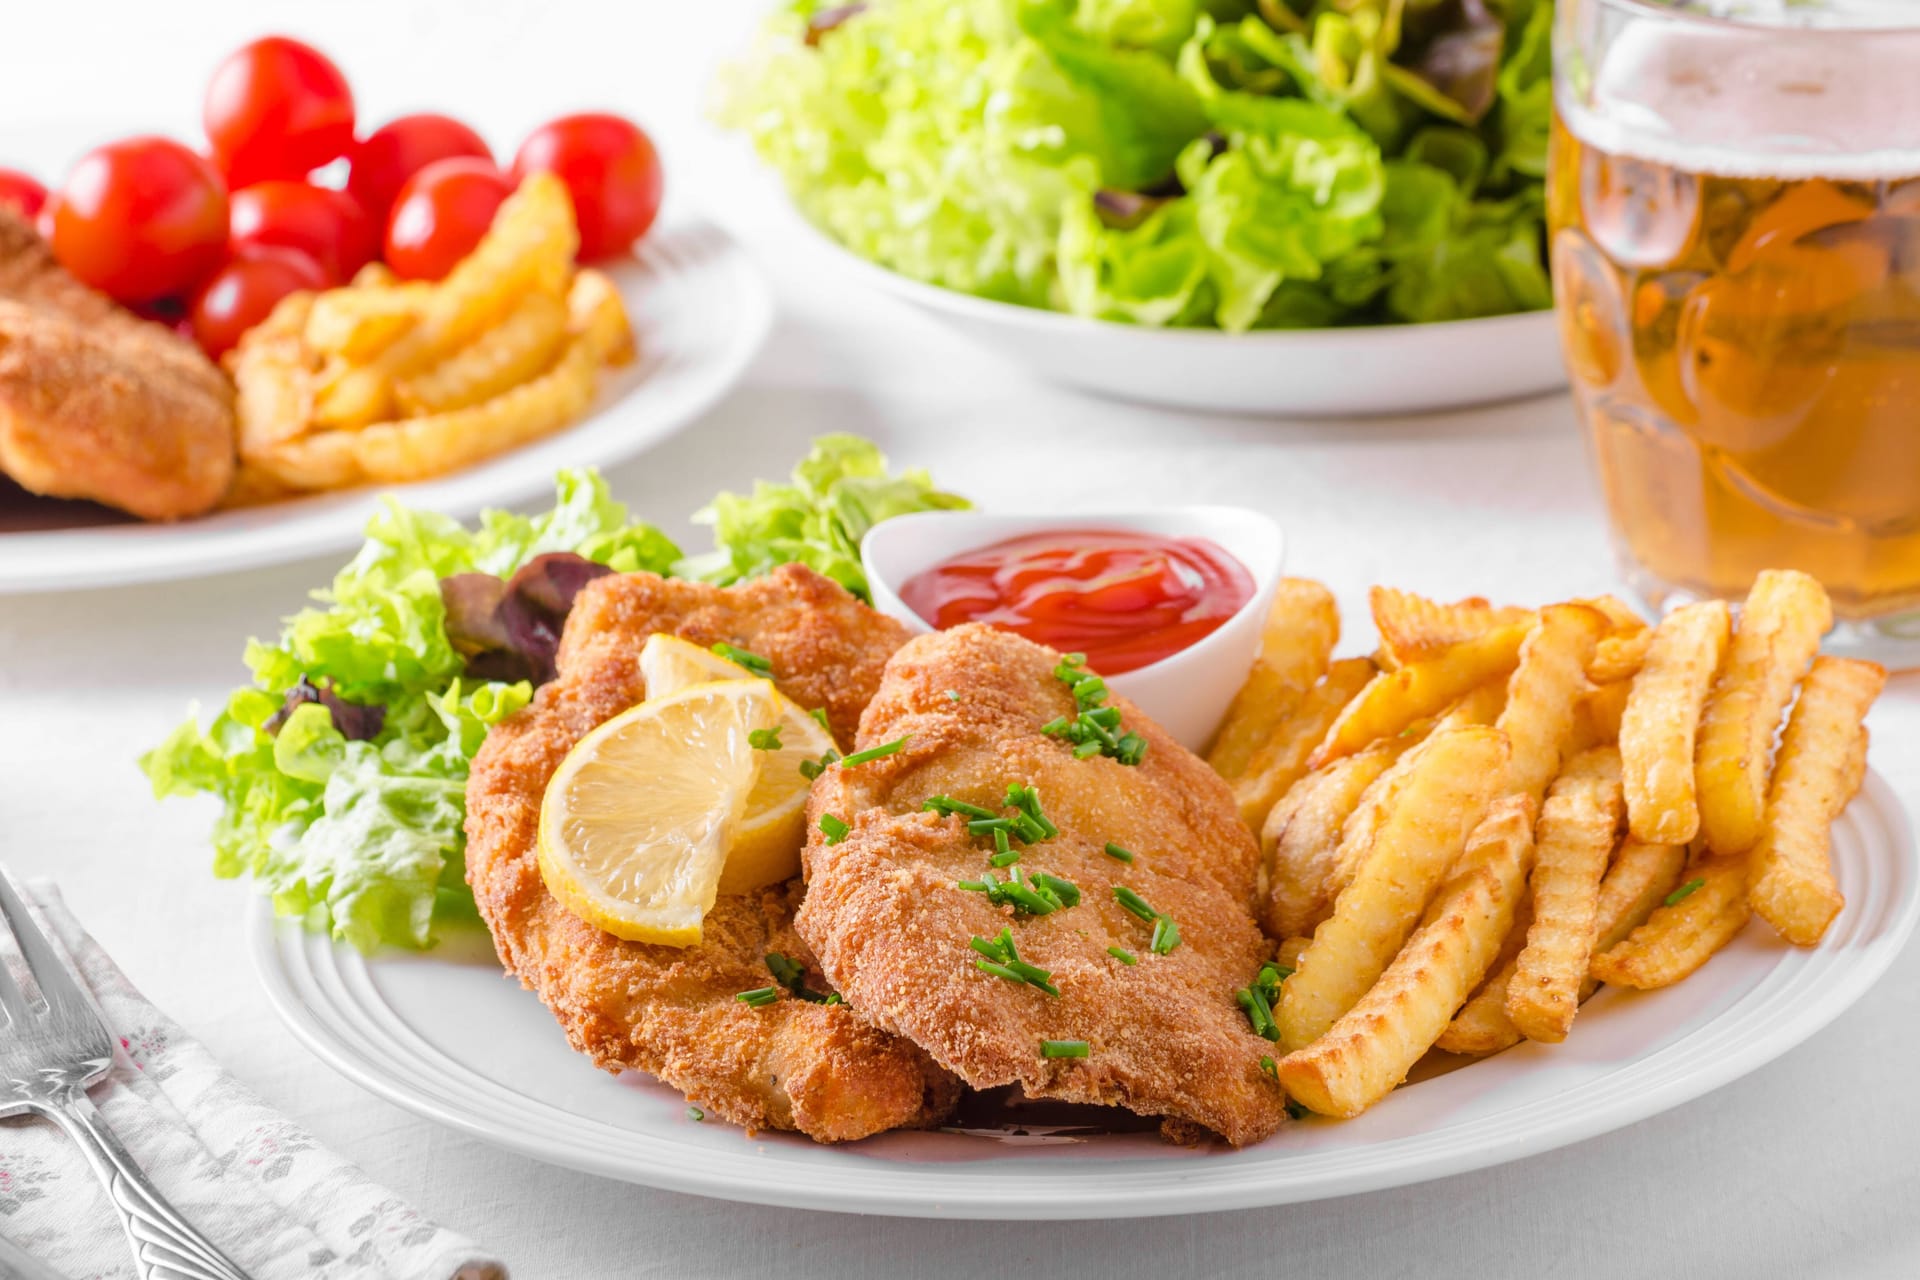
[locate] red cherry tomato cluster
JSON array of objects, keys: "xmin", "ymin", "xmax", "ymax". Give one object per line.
[{"xmin": 4, "ymin": 35, "xmax": 663, "ymax": 360}]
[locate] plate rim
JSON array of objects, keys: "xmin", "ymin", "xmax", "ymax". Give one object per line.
[
  {"xmin": 250, "ymin": 769, "xmax": 1917, "ymax": 1219},
  {"xmin": 0, "ymin": 218, "xmax": 772, "ymax": 595}
]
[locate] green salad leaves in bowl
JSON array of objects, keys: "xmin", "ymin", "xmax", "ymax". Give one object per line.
[{"xmin": 719, "ymin": 0, "xmax": 1566, "ymax": 415}]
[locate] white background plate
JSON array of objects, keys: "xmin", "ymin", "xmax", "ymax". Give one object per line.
[
  {"xmin": 253, "ymin": 771, "xmax": 1915, "ymax": 1220},
  {"xmin": 0, "ymin": 219, "xmax": 770, "ymax": 594},
  {"xmin": 787, "ymin": 209, "xmax": 1567, "ymax": 418}
]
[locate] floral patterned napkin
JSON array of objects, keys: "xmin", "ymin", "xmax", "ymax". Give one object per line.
[{"xmin": 0, "ymin": 882, "xmax": 506, "ymax": 1280}]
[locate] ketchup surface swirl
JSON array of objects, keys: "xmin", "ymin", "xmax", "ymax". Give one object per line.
[{"xmin": 898, "ymin": 530, "xmax": 1254, "ymax": 675}]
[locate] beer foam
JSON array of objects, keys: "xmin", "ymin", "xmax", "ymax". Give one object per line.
[{"xmin": 1560, "ymin": 21, "xmax": 1920, "ymax": 181}]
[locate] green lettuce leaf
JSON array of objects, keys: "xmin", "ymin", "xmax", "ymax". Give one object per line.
[
  {"xmin": 1379, "ymin": 160, "xmax": 1550, "ymax": 322},
  {"xmin": 682, "ymin": 434, "xmax": 970, "ymax": 596}
]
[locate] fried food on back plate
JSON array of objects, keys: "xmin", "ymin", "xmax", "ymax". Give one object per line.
[
  {"xmin": 465, "ymin": 565, "xmax": 960, "ymax": 1141},
  {"xmin": 798, "ymin": 624, "xmax": 1287, "ymax": 1146},
  {"xmin": 0, "ymin": 209, "xmax": 235, "ymax": 519}
]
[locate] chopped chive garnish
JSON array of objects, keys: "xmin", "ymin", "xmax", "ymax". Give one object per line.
[
  {"xmin": 1103, "ymin": 843, "xmax": 1135, "ymax": 864},
  {"xmin": 765, "ymin": 952, "xmax": 805, "ymax": 989},
  {"xmin": 764, "ymin": 951, "xmax": 838, "ymax": 1004},
  {"xmin": 823, "ymin": 992, "xmax": 843, "ymax": 1006},
  {"xmin": 990, "ymin": 848, "xmax": 1021, "ymax": 868},
  {"xmin": 976, "ymin": 959, "xmax": 1027, "ymax": 984},
  {"xmin": 1665, "ymin": 877, "xmax": 1706, "ymax": 907},
  {"xmin": 819, "ymin": 813, "xmax": 850, "ymax": 845},
  {"xmin": 1286, "ymin": 1099, "xmax": 1310, "ymax": 1121},
  {"xmin": 1073, "ymin": 739, "xmax": 1104, "ymax": 759},
  {"xmin": 687, "ymin": 1105, "xmax": 705, "ymax": 1121},
  {"xmin": 956, "ymin": 878, "xmax": 990, "ymax": 892},
  {"xmin": 808, "ymin": 707, "xmax": 832, "ymax": 732},
  {"xmin": 1268, "ymin": 964, "xmax": 1294, "ymax": 983},
  {"xmin": 1041, "ymin": 716, "xmax": 1071, "ymax": 735},
  {"xmin": 1042, "ymin": 655, "xmax": 1147, "ymax": 766},
  {"xmin": 992, "ymin": 827, "xmax": 1012, "ymax": 857},
  {"xmin": 970, "ymin": 935, "xmax": 1009, "ymax": 961},
  {"xmin": 924, "ymin": 795, "xmax": 998, "ymax": 820},
  {"xmin": 1030, "ymin": 872, "xmax": 1081, "ymax": 907},
  {"xmin": 798, "ymin": 748, "xmax": 841, "ymax": 781},
  {"xmin": 1239, "ymin": 962, "xmax": 1288, "ymax": 1038},
  {"xmin": 1108, "ymin": 946, "xmax": 1137, "ymax": 965},
  {"xmin": 970, "ymin": 928, "xmax": 1059, "ymax": 995},
  {"xmin": 748, "ymin": 726, "xmax": 783, "ymax": 752},
  {"xmin": 1041, "ymin": 1039, "xmax": 1089, "ymax": 1059},
  {"xmin": 712, "ymin": 642, "xmax": 772, "ymax": 675},
  {"xmin": 736, "ymin": 986, "xmax": 779, "ymax": 1007},
  {"xmin": 969, "ymin": 817, "xmax": 1014, "ymax": 836},
  {"xmin": 1259, "ymin": 1056, "xmax": 1278, "ymax": 1082},
  {"xmin": 1113, "ymin": 886, "xmax": 1158, "ymax": 922},
  {"xmin": 945, "ymin": 689, "xmax": 961, "ymax": 702},
  {"xmin": 840, "ymin": 736, "xmax": 911, "ymax": 767}
]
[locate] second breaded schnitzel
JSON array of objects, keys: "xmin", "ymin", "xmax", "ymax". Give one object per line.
[
  {"xmin": 0, "ymin": 209, "xmax": 235, "ymax": 520},
  {"xmin": 798, "ymin": 624, "xmax": 1288, "ymax": 1146},
  {"xmin": 465, "ymin": 565, "xmax": 960, "ymax": 1140}
]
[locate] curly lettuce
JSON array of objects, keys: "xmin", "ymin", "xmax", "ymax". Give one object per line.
[{"xmin": 721, "ymin": 0, "xmax": 1552, "ymax": 331}]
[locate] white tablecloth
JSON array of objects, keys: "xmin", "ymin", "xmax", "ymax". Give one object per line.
[{"xmin": 2, "ymin": 3, "xmax": 1916, "ymax": 1276}]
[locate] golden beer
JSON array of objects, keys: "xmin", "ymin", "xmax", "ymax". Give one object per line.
[{"xmin": 1551, "ymin": 2, "xmax": 1920, "ymax": 635}]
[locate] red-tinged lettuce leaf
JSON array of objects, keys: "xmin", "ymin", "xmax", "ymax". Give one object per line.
[
  {"xmin": 265, "ymin": 675, "xmax": 387, "ymax": 742},
  {"xmin": 1387, "ymin": 0, "xmax": 1506, "ymax": 126},
  {"xmin": 440, "ymin": 552, "xmax": 614, "ymax": 687}
]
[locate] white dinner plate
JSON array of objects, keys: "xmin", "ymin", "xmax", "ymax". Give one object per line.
[
  {"xmin": 252, "ymin": 771, "xmax": 1916, "ymax": 1220},
  {"xmin": 788, "ymin": 210, "xmax": 1567, "ymax": 418},
  {"xmin": 0, "ymin": 219, "xmax": 770, "ymax": 595}
]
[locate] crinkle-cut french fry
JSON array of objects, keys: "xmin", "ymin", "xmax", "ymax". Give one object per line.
[
  {"xmin": 1434, "ymin": 893, "xmax": 1532, "ymax": 1055},
  {"xmin": 1589, "ymin": 844, "xmax": 1748, "ymax": 989},
  {"xmin": 1577, "ymin": 594, "xmax": 1648, "ymax": 634},
  {"xmin": 1589, "ymin": 629, "xmax": 1653, "ymax": 684},
  {"xmin": 310, "ymin": 360, "xmax": 393, "ymax": 430},
  {"xmin": 1497, "ymin": 604, "xmax": 1609, "ymax": 802},
  {"xmin": 1572, "ymin": 680, "xmax": 1631, "ymax": 753},
  {"xmin": 229, "ymin": 292, "xmax": 316, "ymax": 455},
  {"xmin": 250, "ymin": 329, "xmax": 602, "ymax": 491},
  {"xmin": 1580, "ymin": 836, "xmax": 1687, "ymax": 1001},
  {"xmin": 1207, "ymin": 579, "xmax": 1340, "ymax": 780},
  {"xmin": 396, "ymin": 287, "xmax": 570, "ymax": 416},
  {"xmin": 1279, "ymin": 727, "xmax": 1509, "ymax": 1051},
  {"xmin": 1506, "ymin": 748, "xmax": 1625, "ymax": 1043},
  {"xmin": 304, "ymin": 285, "xmax": 424, "ymax": 363},
  {"xmin": 1278, "ymin": 793, "xmax": 1534, "ymax": 1117},
  {"xmin": 1750, "ymin": 657, "xmax": 1885, "ymax": 945},
  {"xmin": 1439, "ymin": 680, "xmax": 1508, "ymax": 730},
  {"xmin": 1235, "ymin": 658, "xmax": 1376, "ymax": 832},
  {"xmin": 568, "ymin": 267, "xmax": 635, "ymax": 364},
  {"xmin": 1264, "ymin": 739, "xmax": 1412, "ymax": 939},
  {"xmin": 1311, "ymin": 623, "xmax": 1531, "ymax": 768},
  {"xmin": 1276, "ymin": 936, "xmax": 1311, "ymax": 973},
  {"xmin": 1621, "ymin": 601, "xmax": 1732, "ymax": 845},
  {"xmin": 1695, "ymin": 570, "xmax": 1832, "ymax": 854},
  {"xmin": 1371, "ymin": 587, "xmax": 1535, "ymax": 670}
]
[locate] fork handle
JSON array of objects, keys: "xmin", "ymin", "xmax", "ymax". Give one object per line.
[{"xmin": 44, "ymin": 1093, "xmax": 253, "ymax": 1280}]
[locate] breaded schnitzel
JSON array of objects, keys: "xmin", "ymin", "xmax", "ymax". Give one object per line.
[
  {"xmin": 0, "ymin": 208, "xmax": 234, "ymax": 519},
  {"xmin": 465, "ymin": 565, "xmax": 960, "ymax": 1140},
  {"xmin": 798, "ymin": 624, "xmax": 1287, "ymax": 1146}
]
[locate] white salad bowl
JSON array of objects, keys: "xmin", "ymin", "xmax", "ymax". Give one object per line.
[
  {"xmin": 862, "ymin": 507, "xmax": 1285, "ymax": 751},
  {"xmin": 792, "ymin": 213, "xmax": 1565, "ymax": 417}
]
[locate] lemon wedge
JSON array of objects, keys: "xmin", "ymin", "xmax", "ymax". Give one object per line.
[
  {"xmin": 538, "ymin": 680, "xmax": 776, "ymax": 946},
  {"xmin": 638, "ymin": 633, "xmax": 839, "ymax": 894}
]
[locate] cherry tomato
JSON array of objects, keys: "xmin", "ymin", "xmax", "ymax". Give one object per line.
[
  {"xmin": 204, "ymin": 36, "xmax": 355, "ymax": 185},
  {"xmin": 384, "ymin": 158, "xmax": 511, "ymax": 281},
  {"xmin": 229, "ymin": 180, "xmax": 374, "ymax": 284},
  {"xmin": 511, "ymin": 113, "xmax": 662, "ymax": 261},
  {"xmin": 189, "ymin": 245, "xmax": 327, "ymax": 358},
  {"xmin": 0, "ymin": 169, "xmax": 48, "ymax": 220},
  {"xmin": 50, "ymin": 137, "xmax": 229, "ymax": 303},
  {"xmin": 347, "ymin": 113, "xmax": 492, "ymax": 224}
]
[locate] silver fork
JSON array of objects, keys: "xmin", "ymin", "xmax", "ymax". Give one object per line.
[{"xmin": 0, "ymin": 870, "xmax": 251, "ymax": 1280}]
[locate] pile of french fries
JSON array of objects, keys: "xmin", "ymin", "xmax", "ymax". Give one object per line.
[
  {"xmin": 227, "ymin": 172, "xmax": 633, "ymax": 502},
  {"xmin": 1207, "ymin": 570, "xmax": 1883, "ymax": 1119}
]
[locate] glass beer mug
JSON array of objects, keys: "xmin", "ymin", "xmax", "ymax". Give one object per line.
[{"xmin": 1551, "ymin": 0, "xmax": 1920, "ymax": 661}]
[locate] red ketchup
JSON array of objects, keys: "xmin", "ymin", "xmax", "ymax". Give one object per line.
[{"xmin": 899, "ymin": 530, "xmax": 1254, "ymax": 675}]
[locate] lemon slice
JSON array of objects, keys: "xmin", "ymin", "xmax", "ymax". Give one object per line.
[
  {"xmin": 638, "ymin": 633, "xmax": 840, "ymax": 894},
  {"xmin": 538, "ymin": 680, "xmax": 776, "ymax": 946}
]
